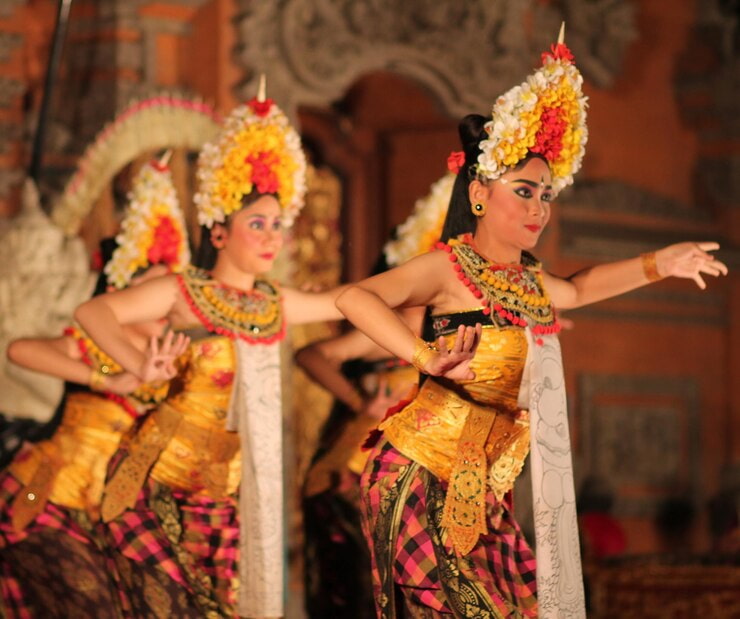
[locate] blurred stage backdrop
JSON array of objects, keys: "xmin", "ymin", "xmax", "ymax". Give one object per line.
[{"xmin": 0, "ymin": 1, "xmax": 738, "ymax": 616}]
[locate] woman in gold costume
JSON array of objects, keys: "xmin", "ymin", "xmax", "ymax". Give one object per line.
[
  {"xmin": 0, "ymin": 157, "xmax": 189, "ymax": 619},
  {"xmin": 298, "ymin": 174, "xmax": 453, "ymax": 619},
  {"xmin": 336, "ymin": 30, "xmax": 728, "ymax": 619},
  {"xmin": 75, "ymin": 92, "xmax": 346, "ymax": 618}
]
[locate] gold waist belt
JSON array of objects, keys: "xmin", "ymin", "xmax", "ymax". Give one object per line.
[
  {"xmin": 102, "ymin": 403, "xmax": 240, "ymax": 522},
  {"xmin": 8, "ymin": 393, "xmax": 137, "ymax": 530},
  {"xmin": 382, "ymin": 379, "xmax": 530, "ymax": 554}
]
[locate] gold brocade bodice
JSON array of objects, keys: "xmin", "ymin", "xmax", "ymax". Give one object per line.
[
  {"xmin": 9, "ymin": 392, "xmax": 138, "ymax": 513},
  {"xmin": 140, "ymin": 332, "xmax": 242, "ymax": 496},
  {"xmin": 381, "ymin": 321, "xmax": 531, "ymax": 497}
]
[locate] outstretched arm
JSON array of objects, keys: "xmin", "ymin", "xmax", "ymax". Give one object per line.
[
  {"xmin": 282, "ymin": 285, "xmax": 350, "ymax": 325},
  {"xmin": 544, "ymin": 242, "xmax": 728, "ymax": 310}
]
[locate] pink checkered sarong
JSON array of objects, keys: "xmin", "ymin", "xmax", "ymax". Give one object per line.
[
  {"xmin": 361, "ymin": 437, "xmax": 538, "ymax": 618},
  {"xmin": 104, "ymin": 477, "xmax": 239, "ymax": 618}
]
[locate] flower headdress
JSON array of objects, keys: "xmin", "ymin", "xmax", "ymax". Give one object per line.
[
  {"xmin": 194, "ymin": 76, "xmax": 307, "ymax": 228},
  {"xmin": 105, "ymin": 153, "xmax": 190, "ymax": 288},
  {"xmin": 475, "ymin": 24, "xmax": 588, "ymax": 193},
  {"xmin": 384, "ymin": 173, "xmax": 455, "ymax": 267}
]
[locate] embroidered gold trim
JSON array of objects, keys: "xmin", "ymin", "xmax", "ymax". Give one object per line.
[
  {"xmin": 450, "ymin": 240, "xmax": 556, "ymax": 326},
  {"xmin": 178, "ymin": 265, "xmax": 284, "ymax": 342}
]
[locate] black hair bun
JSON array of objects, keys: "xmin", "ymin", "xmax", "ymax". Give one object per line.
[{"xmin": 458, "ymin": 114, "xmax": 487, "ymax": 165}]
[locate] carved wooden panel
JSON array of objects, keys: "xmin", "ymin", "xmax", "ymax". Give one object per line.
[
  {"xmin": 579, "ymin": 374, "xmax": 701, "ymax": 517},
  {"xmin": 233, "ymin": 0, "xmax": 636, "ymax": 121}
]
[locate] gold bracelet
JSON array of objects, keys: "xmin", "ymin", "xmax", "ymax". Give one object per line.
[
  {"xmin": 89, "ymin": 368, "xmax": 107, "ymax": 391},
  {"xmin": 640, "ymin": 251, "xmax": 663, "ymax": 283},
  {"xmin": 411, "ymin": 338, "xmax": 437, "ymax": 374}
]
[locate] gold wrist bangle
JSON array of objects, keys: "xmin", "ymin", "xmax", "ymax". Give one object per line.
[
  {"xmin": 89, "ymin": 368, "xmax": 106, "ymax": 392},
  {"xmin": 640, "ymin": 251, "xmax": 663, "ymax": 283},
  {"xmin": 411, "ymin": 338, "xmax": 437, "ymax": 374}
]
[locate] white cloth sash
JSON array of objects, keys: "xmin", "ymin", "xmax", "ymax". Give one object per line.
[
  {"xmin": 519, "ymin": 329, "xmax": 586, "ymax": 618},
  {"xmin": 226, "ymin": 339, "xmax": 284, "ymax": 618}
]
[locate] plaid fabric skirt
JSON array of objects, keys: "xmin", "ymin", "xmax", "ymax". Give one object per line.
[
  {"xmin": 360, "ymin": 437, "xmax": 538, "ymax": 619},
  {"xmin": 0, "ymin": 471, "xmax": 123, "ymax": 618},
  {"xmin": 104, "ymin": 477, "xmax": 239, "ymax": 618}
]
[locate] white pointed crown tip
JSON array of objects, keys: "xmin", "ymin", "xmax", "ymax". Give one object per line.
[
  {"xmin": 558, "ymin": 22, "xmax": 565, "ymax": 45},
  {"xmin": 257, "ymin": 74, "xmax": 267, "ymax": 102},
  {"xmin": 158, "ymin": 149, "xmax": 173, "ymax": 167}
]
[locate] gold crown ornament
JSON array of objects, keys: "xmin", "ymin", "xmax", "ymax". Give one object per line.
[
  {"xmin": 104, "ymin": 151, "xmax": 191, "ymax": 288},
  {"xmin": 194, "ymin": 76, "xmax": 307, "ymax": 228},
  {"xmin": 384, "ymin": 173, "xmax": 455, "ymax": 267},
  {"xmin": 475, "ymin": 24, "xmax": 588, "ymax": 193}
]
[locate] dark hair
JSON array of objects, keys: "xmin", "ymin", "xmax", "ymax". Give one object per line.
[
  {"xmin": 194, "ymin": 190, "xmax": 277, "ymax": 270},
  {"xmin": 92, "ymin": 237, "xmax": 118, "ymax": 296},
  {"xmin": 440, "ymin": 114, "xmax": 487, "ymax": 243},
  {"xmin": 439, "ymin": 116, "xmax": 552, "ymax": 243},
  {"xmin": 194, "ymin": 224, "xmax": 219, "ymax": 270}
]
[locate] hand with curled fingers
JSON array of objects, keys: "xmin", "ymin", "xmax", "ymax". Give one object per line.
[
  {"xmin": 656, "ymin": 242, "xmax": 728, "ymax": 289},
  {"xmin": 423, "ymin": 323, "xmax": 482, "ymax": 381},
  {"xmin": 139, "ymin": 331, "xmax": 190, "ymax": 383}
]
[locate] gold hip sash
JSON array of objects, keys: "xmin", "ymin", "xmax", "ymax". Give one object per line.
[
  {"xmin": 101, "ymin": 402, "xmax": 240, "ymax": 522},
  {"xmin": 382, "ymin": 378, "xmax": 530, "ymax": 554}
]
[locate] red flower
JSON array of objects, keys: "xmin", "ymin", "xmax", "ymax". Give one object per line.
[
  {"xmin": 148, "ymin": 216, "xmax": 181, "ymax": 266},
  {"xmin": 247, "ymin": 97, "xmax": 275, "ymax": 118},
  {"xmin": 246, "ymin": 151, "xmax": 280, "ymax": 194},
  {"xmin": 90, "ymin": 248, "xmax": 103, "ymax": 271},
  {"xmin": 150, "ymin": 160, "xmax": 169, "ymax": 173},
  {"xmin": 542, "ymin": 43, "xmax": 575, "ymax": 64},
  {"xmin": 211, "ymin": 370, "xmax": 234, "ymax": 388},
  {"xmin": 530, "ymin": 107, "xmax": 566, "ymax": 162},
  {"xmin": 447, "ymin": 150, "xmax": 466, "ymax": 174}
]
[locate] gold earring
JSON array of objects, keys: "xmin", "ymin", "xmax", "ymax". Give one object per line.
[{"xmin": 471, "ymin": 202, "xmax": 486, "ymax": 217}]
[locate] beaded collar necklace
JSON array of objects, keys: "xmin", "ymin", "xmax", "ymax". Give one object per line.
[
  {"xmin": 177, "ymin": 265, "xmax": 284, "ymax": 344},
  {"xmin": 435, "ymin": 235, "xmax": 561, "ymax": 342}
]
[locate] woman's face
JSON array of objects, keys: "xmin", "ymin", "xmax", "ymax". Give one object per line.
[
  {"xmin": 475, "ymin": 157, "xmax": 554, "ymax": 252},
  {"xmin": 219, "ymin": 194, "xmax": 284, "ymax": 275}
]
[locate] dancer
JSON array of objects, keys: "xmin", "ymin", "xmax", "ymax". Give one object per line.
[
  {"xmin": 298, "ymin": 173, "xmax": 453, "ymax": 619},
  {"xmin": 336, "ymin": 27, "xmax": 728, "ymax": 618},
  {"xmin": 0, "ymin": 157, "xmax": 189, "ymax": 618},
  {"xmin": 75, "ymin": 91, "xmax": 346, "ymax": 618}
]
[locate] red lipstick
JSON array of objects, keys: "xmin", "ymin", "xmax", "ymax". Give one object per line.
[{"xmin": 524, "ymin": 224, "xmax": 542, "ymax": 233}]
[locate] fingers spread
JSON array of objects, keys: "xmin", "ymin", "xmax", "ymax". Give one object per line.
[
  {"xmin": 451, "ymin": 325, "xmax": 466, "ymax": 353},
  {"xmin": 464, "ymin": 326, "xmax": 478, "ymax": 352},
  {"xmin": 693, "ymin": 273, "xmax": 706, "ymax": 290},
  {"xmin": 697, "ymin": 242, "xmax": 720, "ymax": 252},
  {"xmin": 436, "ymin": 335, "xmax": 448, "ymax": 354},
  {"xmin": 700, "ymin": 262, "xmax": 724, "ymax": 277}
]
